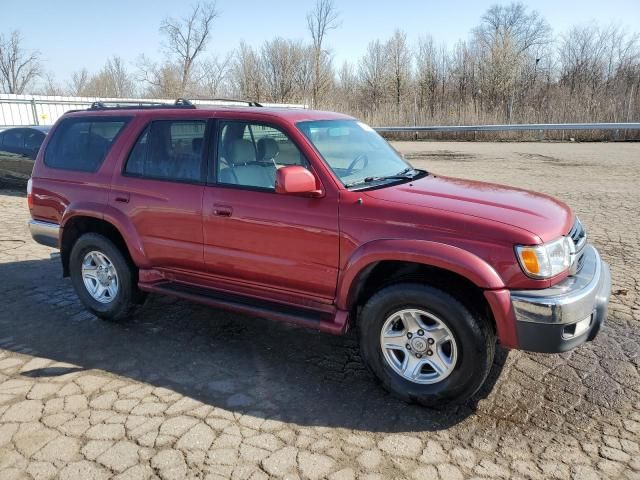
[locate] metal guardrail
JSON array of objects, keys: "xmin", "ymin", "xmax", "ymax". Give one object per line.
[{"xmin": 375, "ymin": 122, "xmax": 640, "ymax": 133}]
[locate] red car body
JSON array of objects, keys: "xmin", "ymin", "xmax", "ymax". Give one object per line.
[{"xmin": 28, "ymin": 105, "xmax": 609, "ymax": 354}]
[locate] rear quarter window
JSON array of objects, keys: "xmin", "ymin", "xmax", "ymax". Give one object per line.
[{"xmin": 44, "ymin": 117, "xmax": 129, "ymax": 172}]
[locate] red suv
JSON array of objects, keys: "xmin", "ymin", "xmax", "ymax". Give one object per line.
[{"xmin": 27, "ymin": 99, "xmax": 611, "ymax": 406}]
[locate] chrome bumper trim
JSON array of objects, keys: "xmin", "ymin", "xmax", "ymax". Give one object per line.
[
  {"xmin": 511, "ymin": 245, "xmax": 611, "ymax": 325},
  {"xmin": 28, "ymin": 220, "xmax": 60, "ymax": 248}
]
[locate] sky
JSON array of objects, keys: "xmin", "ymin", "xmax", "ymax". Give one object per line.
[{"xmin": 1, "ymin": 0, "xmax": 639, "ymax": 85}]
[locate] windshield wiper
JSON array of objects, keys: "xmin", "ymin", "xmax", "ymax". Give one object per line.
[{"xmin": 344, "ymin": 167, "xmax": 421, "ymax": 189}]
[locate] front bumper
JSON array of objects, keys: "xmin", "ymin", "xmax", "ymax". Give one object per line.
[{"xmin": 510, "ymin": 245, "xmax": 610, "ymax": 353}]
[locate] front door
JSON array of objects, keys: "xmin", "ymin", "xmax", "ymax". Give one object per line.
[
  {"xmin": 202, "ymin": 120, "xmax": 339, "ymax": 302},
  {"xmin": 110, "ymin": 119, "xmax": 207, "ymax": 273}
]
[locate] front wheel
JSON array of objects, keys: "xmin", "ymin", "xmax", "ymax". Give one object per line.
[
  {"xmin": 69, "ymin": 233, "xmax": 142, "ymax": 321},
  {"xmin": 358, "ymin": 283, "xmax": 495, "ymax": 407}
]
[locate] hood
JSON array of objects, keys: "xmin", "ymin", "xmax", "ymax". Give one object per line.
[{"xmin": 364, "ymin": 174, "xmax": 573, "ymax": 243}]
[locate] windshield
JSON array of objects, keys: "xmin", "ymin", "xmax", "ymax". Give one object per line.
[{"xmin": 297, "ymin": 120, "xmax": 418, "ymax": 189}]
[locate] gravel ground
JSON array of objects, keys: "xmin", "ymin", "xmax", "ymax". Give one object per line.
[{"xmin": 0, "ymin": 141, "xmax": 638, "ymax": 479}]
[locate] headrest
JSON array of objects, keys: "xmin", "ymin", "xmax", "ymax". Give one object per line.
[
  {"xmin": 257, "ymin": 137, "xmax": 279, "ymax": 161},
  {"xmin": 229, "ymin": 139, "xmax": 256, "ymax": 165}
]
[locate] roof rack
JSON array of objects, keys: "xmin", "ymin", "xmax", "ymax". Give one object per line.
[
  {"xmin": 88, "ymin": 98, "xmax": 196, "ymax": 110},
  {"xmin": 200, "ymin": 97, "xmax": 263, "ymax": 107}
]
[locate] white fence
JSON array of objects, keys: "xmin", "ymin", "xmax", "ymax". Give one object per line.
[{"xmin": 0, "ymin": 94, "xmax": 305, "ymax": 127}]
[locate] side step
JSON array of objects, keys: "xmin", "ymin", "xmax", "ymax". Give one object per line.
[{"xmin": 140, "ymin": 281, "xmax": 349, "ymax": 335}]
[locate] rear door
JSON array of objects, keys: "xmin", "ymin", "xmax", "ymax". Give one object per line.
[{"xmin": 110, "ymin": 118, "xmax": 208, "ymax": 273}]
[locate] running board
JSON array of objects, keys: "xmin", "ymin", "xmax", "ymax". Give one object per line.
[{"xmin": 140, "ymin": 281, "xmax": 349, "ymax": 335}]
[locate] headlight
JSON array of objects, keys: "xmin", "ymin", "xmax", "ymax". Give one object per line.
[{"xmin": 515, "ymin": 237, "xmax": 573, "ymax": 279}]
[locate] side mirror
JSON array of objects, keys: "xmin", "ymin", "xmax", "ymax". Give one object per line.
[{"xmin": 275, "ymin": 166, "xmax": 323, "ymax": 197}]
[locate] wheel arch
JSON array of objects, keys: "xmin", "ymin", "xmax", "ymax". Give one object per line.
[
  {"xmin": 60, "ymin": 211, "xmax": 144, "ymax": 277},
  {"xmin": 338, "ymin": 239, "xmax": 506, "ymax": 331}
]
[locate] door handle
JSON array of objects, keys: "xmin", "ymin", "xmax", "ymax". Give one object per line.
[
  {"xmin": 213, "ymin": 205, "xmax": 232, "ymax": 217},
  {"xmin": 114, "ymin": 193, "xmax": 130, "ymax": 203}
]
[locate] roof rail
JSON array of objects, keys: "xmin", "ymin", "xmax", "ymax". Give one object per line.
[
  {"xmin": 88, "ymin": 98, "xmax": 196, "ymax": 111},
  {"xmin": 199, "ymin": 97, "xmax": 263, "ymax": 107}
]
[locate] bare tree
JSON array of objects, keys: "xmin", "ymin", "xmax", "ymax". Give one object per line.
[
  {"xmin": 293, "ymin": 46, "xmax": 315, "ymax": 103},
  {"xmin": 197, "ymin": 53, "xmax": 233, "ymax": 97},
  {"xmin": 449, "ymin": 40, "xmax": 476, "ymax": 120},
  {"xmin": 475, "ymin": 3, "xmax": 551, "ymax": 55},
  {"xmin": 39, "ymin": 73, "xmax": 66, "ymax": 96},
  {"xmin": 359, "ymin": 40, "xmax": 388, "ymax": 112},
  {"xmin": 335, "ymin": 60, "xmax": 357, "ymax": 110},
  {"xmin": 473, "ymin": 2, "xmax": 551, "ymax": 120},
  {"xmin": 103, "ymin": 56, "xmax": 135, "ymax": 97},
  {"xmin": 385, "ymin": 29, "xmax": 412, "ymax": 114},
  {"xmin": 558, "ymin": 24, "xmax": 640, "ymax": 122},
  {"xmin": 233, "ymin": 42, "xmax": 264, "ymax": 101},
  {"xmin": 306, "ymin": 0, "xmax": 340, "ymax": 107},
  {"xmin": 0, "ymin": 30, "xmax": 42, "ymax": 94},
  {"xmin": 415, "ymin": 35, "xmax": 440, "ymax": 117},
  {"xmin": 137, "ymin": 54, "xmax": 183, "ymax": 98},
  {"xmin": 159, "ymin": 1, "xmax": 219, "ymax": 95},
  {"xmin": 70, "ymin": 57, "xmax": 136, "ymax": 98},
  {"xmin": 68, "ymin": 69, "xmax": 89, "ymax": 96},
  {"xmin": 261, "ymin": 38, "xmax": 305, "ymax": 103}
]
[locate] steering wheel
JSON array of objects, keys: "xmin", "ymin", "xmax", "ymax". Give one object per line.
[{"xmin": 346, "ymin": 153, "xmax": 368, "ymax": 175}]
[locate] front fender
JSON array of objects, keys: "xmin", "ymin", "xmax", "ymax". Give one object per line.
[
  {"xmin": 60, "ymin": 202, "xmax": 148, "ymax": 268},
  {"xmin": 336, "ymin": 238, "xmax": 505, "ymax": 310}
]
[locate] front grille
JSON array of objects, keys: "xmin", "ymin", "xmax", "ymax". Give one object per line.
[
  {"xmin": 569, "ymin": 218, "xmax": 586, "ymax": 248},
  {"xmin": 568, "ymin": 218, "xmax": 587, "ymax": 275}
]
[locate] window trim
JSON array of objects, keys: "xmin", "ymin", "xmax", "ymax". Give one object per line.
[
  {"xmin": 121, "ymin": 118, "xmax": 211, "ymax": 186},
  {"xmin": 209, "ymin": 119, "xmax": 310, "ymax": 192},
  {"xmin": 43, "ymin": 116, "xmax": 131, "ymax": 172}
]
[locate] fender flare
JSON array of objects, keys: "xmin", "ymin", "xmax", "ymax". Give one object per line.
[
  {"xmin": 336, "ymin": 238, "xmax": 505, "ymax": 310},
  {"xmin": 60, "ymin": 203, "xmax": 148, "ymax": 268}
]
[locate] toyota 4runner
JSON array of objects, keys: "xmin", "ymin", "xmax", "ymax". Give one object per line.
[{"xmin": 27, "ymin": 99, "xmax": 611, "ymax": 406}]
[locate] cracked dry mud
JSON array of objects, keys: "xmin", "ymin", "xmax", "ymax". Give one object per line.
[{"xmin": 0, "ymin": 141, "xmax": 638, "ymax": 479}]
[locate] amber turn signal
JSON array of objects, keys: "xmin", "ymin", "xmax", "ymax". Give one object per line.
[{"xmin": 519, "ymin": 249, "xmax": 540, "ymax": 274}]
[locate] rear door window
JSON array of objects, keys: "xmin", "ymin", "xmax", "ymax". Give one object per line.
[
  {"xmin": 44, "ymin": 117, "xmax": 129, "ymax": 171},
  {"xmin": 124, "ymin": 120, "xmax": 206, "ymax": 183}
]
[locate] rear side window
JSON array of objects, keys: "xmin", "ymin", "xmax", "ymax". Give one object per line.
[
  {"xmin": 124, "ymin": 120, "xmax": 206, "ymax": 183},
  {"xmin": 3, "ymin": 130, "xmax": 23, "ymax": 149},
  {"xmin": 44, "ymin": 117, "xmax": 128, "ymax": 171},
  {"xmin": 25, "ymin": 131, "xmax": 45, "ymax": 150}
]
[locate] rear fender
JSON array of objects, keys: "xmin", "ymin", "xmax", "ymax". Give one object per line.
[{"xmin": 60, "ymin": 202, "xmax": 148, "ymax": 268}]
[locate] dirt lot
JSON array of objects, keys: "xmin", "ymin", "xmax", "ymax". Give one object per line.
[{"xmin": 0, "ymin": 142, "xmax": 638, "ymax": 479}]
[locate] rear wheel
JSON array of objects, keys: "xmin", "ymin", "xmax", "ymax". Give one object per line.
[
  {"xmin": 69, "ymin": 233, "xmax": 141, "ymax": 321},
  {"xmin": 358, "ymin": 283, "xmax": 495, "ymax": 406}
]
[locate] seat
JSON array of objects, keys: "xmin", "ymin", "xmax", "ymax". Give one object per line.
[
  {"xmin": 174, "ymin": 137, "xmax": 203, "ymax": 181},
  {"xmin": 222, "ymin": 139, "xmax": 275, "ymax": 188}
]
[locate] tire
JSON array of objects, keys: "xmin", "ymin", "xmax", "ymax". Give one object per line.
[
  {"xmin": 69, "ymin": 233, "xmax": 141, "ymax": 322},
  {"xmin": 358, "ymin": 283, "xmax": 495, "ymax": 407}
]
